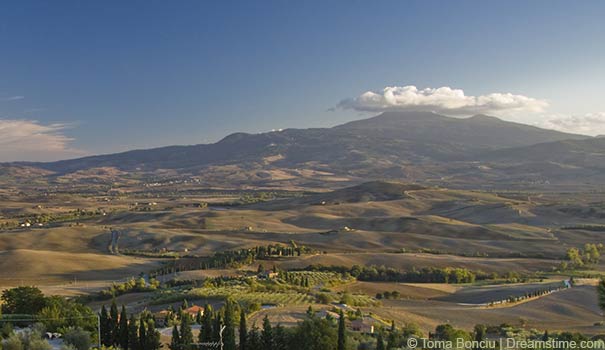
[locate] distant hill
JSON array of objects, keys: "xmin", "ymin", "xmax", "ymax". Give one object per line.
[{"xmin": 1, "ymin": 111, "xmax": 597, "ymax": 189}]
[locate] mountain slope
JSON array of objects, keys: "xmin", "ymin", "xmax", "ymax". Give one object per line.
[
  {"xmin": 14, "ymin": 112, "xmax": 586, "ymax": 172},
  {"xmin": 482, "ymin": 137, "xmax": 605, "ymax": 167},
  {"xmin": 2, "ymin": 111, "xmax": 597, "ymax": 189},
  {"xmin": 336, "ymin": 112, "xmax": 586, "ymax": 149}
]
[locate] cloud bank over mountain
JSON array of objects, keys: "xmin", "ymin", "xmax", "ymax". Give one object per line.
[{"xmin": 338, "ymin": 85, "xmax": 549, "ymax": 116}]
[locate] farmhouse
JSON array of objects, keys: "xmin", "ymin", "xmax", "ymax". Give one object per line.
[{"xmin": 184, "ymin": 305, "xmax": 204, "ymax": 318}]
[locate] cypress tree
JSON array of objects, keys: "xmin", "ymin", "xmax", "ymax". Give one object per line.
[
  {"xmin": 274, "ymin": 323, "xmax": 288, "ymax": 350},
  {"xmin": 224, "ymin": 301, "xmax": 236, "ymax": 350},
  {"xmin": 127, "ymin": 315, "xmax": 139, "ymax": 350},
  {"xmin": 213, "ymin": 314, "xmax": 223, "ymax": 342},
  {"xmin": 99, "ymin": 305, "xmax": 112, "ymax": 346},
  {"xmin": 180, "ymin": 312, "xmax": 194, "ymax": 349},
  {"xmin": 261, "ymin": 315, "xmax": 273, "ymax": 350},
  {"xmin": 376, "ymin": 332, "xmax": 385, "ymax": 350},
  {"xmin": 110, "ymin": 300, "xmax": 119, "ymax": 346},
  {"xmin": 196, "ymin": 310, "xmax": 203, "ymax": 325},
  {"xmin": 597, "ymin": 279, "xmax": 605, "ymax": 311},
  {"xmin": 147, "ymin": 320, "xmax": 162, "ymax": 350},
  {"xmin": 118, "ymin": 305, "xmax": 129, "ymax": 349},
  {"xmin": 248, "ymin": 323, "xmax": 261, "ymax": 350},
  {"xmin": 239, "ymin": 310, "xmax": 247, "ymax": 350},
  {"xmin": 337, "ymin": 309, "xmax": 346, "ymax": 350},
  {"xmin": 170, "ymin": 325, "xmax": 181, "ymax": 350},
  {"xmin": 138, "ymin": 318, "xmax": 147, "ymax": 350},
  {"xmin": 200, "ymin": 304, "xmax": 213, "ymax": 343}
]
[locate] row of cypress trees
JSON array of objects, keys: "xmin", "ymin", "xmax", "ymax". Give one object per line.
[
  {"xmin": 99, "ymin": 301, "xmax": 161, "ymax": 350},
  {"xmin": 168, "ymin": 301, "xmax": 348, "ymax": 350}
]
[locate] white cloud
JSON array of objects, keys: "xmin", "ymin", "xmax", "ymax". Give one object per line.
[
  {"xmin": 1, "ymin": 95, "xmax": 25, "ymax": 101},
  {"xmin": 0, "ymin": 119, "xmax": 84, "ymax": 162},
  {"xmin": 535, "ymin": 113, "xmax": 605, "ymax": 136},
  {"xmin": 338, "ymin": 85, "xmax": 548, "ymax": 116}
]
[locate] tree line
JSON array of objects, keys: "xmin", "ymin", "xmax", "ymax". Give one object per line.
[
  {"xmin": 302, "ymin": 265, "xmax": 481, "ymax": 284},
  {"xmin": 150, "ymin": 243, "xmax": 314, "ymax": 277},
  {"xmin": 99, "ymin": 301, "xmax": 161, "ymax": 350}
]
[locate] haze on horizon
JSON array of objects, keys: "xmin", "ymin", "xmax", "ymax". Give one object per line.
[{"xmin": 1, "ymin": 0, "xmax": 604, "ymax": 162}]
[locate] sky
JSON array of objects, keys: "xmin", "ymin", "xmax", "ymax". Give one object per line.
[{"xmin": 1, "ymin": 0, "xmax": 605, "ymax": 161}]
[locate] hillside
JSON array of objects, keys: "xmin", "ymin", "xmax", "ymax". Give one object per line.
[{"xmin": 1, "ymin": 111, "xmax": 595, "ymax": 189}]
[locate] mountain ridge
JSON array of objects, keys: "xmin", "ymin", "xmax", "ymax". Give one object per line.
[{"xmin": 2, "ymin": 111, "xmax": 599, "ymax": 189}]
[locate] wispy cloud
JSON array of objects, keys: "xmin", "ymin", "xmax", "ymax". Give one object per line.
[
  {"xmin": 1, "ymin": 95, "xmax": 25, "ymax": 101},
  {"xmin": 0, "ymin": 119, "xmax": 85, "ymax": 162},
  {"xmin": 338, "ymin": 85, "xmax": 548, "ymax": 116}
]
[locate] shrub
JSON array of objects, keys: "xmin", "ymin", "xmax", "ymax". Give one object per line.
[
  {"xmin": 2, "ymin": 334, "xmax": 24, "ymax": 350},
  {"xmin": 63, "ymin": 328, "xmax": 91, "ymax": 350}
]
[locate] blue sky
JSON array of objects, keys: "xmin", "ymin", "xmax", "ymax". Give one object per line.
[{"xmin": 1, "ymin": 1, "xmax": 604, "ymax": 161}]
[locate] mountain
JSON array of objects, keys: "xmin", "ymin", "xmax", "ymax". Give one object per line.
[
  {"xmin": 335, "ymin": 112, "xmax": 584, "ymax": 149},
  {"xmin": 1, "ymin": 111, "xmax": 596, "ymax": 189}
]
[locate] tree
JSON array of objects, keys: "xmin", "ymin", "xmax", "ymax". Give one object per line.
[
  {"xmin": 146, "ymin": 320, "xmax": 162, "ymax": 350},
  {"xmin": 239, "ymin": 310, "xmax": 248, "ymax": 350},
  {"xmin": 585, "ymin": 243, "xmax": 600, "ymax": 264},
  {"xmin": 289, "ymin": 317, "xmax": 337, "ymax": 350},
  {"xmin": 118, "ymin": 305, "xmax": 129, "ymax": 349},
  {"xmin": 473, "ymin": 324, "xmax": 486, "ymax": 350},
  {"xmin": 337, "ymin": 310, "xmax": 346, "ymax": 350},
  {"xmin": 138, "ymin": 318, "xmax": 147, "ymax": 350},
  {"xmin": 213, "ymin": 314, "xmax": 223, "ymax": 342},
  {"xmin": 170, "ymin": 325, "xmax": 181, "ymax": 350},
  {"xmin": 1, "ymin": 287, "xmax": 47, "ymax": 315},
  {"xmin": 376, "ymin": 332, "xmax": 385, "ymax": 350},
  {"xmin": 224, "ymin": 301, "xmax": 236, "ymax": 350},
  {"xmin": 2, "ymin": 334, "xmax": 24, "ymax": 350},
  {"xmin": 128, "ymin": 315, "xmax": 139, "ymax": 350},
  {"xmin": 273, "ymin": 324, "xmax": 288, "ymax": 350},
  {"xmin": 598, "ymin": 279, "xmax": 605, "ymax": 314},
  {"xmin": 199, "ymin": 304, "xmax": 213, "ymax": 343},
  {"xmin": 567, "ymin": 248, "xmax": 584, "ymax": 267},
  {"xmin": 1, "ymin": 321, "xmax": 14, "ymax": 339},
  {"xmin": 27, "ymin": 337, "xmax": 52, "ymax": 350},
  {"xmin": 306, "ymin": 306, "xmax": 315, "ymax": 318},
  {"xmin": 63, "ymin": 327, "xmax": 91, "ymax": 350},
  {"xmin": 261, "ymin": 315, "xmax": 273, "ymax": 350},
  {"xmin": 99, "ymin": 305, "xmax": 112, "ymax": 346},
  {"xmin": 180, "ymin": 312, "xmax": 194, "ymax": 349},
  {"xmin": 109, "ymin": 300, "xmax": 119, "ymax": 346},
  {"xmin": 339, "ymin": 292, "xmax": 353, "ymax": 305},
  {"xmin": 247, "ymin": 323, "xmax": 261, "ymax": 350}
]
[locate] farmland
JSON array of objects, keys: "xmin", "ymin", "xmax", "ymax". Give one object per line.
[{"xmin": 1, "ymin": 180, "xmax": 605, "ymax": 342}]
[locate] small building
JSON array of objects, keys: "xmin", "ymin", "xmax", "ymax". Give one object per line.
[
  {"xmin": 258, "ymin": 270, "xmax": 279, "ymax": 279},
  {"xmin": 184, "ymin": 305, "xmax": 205, "ymax": 319}
]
